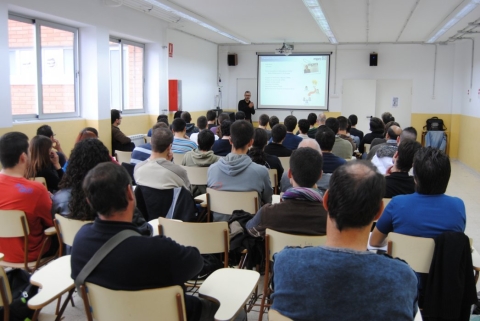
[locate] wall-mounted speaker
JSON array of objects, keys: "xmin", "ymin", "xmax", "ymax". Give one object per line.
[
  {"xmin": 370, "ymin": 53, "xmax": 378, "ymax": 66},
  {"xmin": 228, "ymin": 54, "xmax": 238, "ymax": 66}
]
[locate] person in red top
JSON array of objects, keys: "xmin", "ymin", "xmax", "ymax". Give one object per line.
[{"xmin": 0, "ymin": 132, "xmax": 56, "ymax": 263}]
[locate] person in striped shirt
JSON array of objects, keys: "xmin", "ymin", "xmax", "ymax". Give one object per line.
[
  {"xmin": 130, "ymin": 122, "xmax": 168, "ymax": 164},
  {"xmin": 171, "ymin": 118, "xmax": 198, "ymax": 154}
]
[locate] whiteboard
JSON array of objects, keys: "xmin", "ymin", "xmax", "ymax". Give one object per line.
[{"xmin": 237, "ymin": 78, "xmax": 257, "ymax": 111}]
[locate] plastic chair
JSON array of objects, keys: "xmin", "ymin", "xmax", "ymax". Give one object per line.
[
  {"xmin": 173, "ymin": 153, "xmax": 184, "ymax": 165},
  {"xmin": 206, "ymin": 187, "xmax": 258, "ymax": 222},
  {"xmin": 258, "ymin": 229, "xmax": 327, "ymax": 321},
  {"xmin": 114, "ymin": 150, "xmax": 132, "ymax": 164},
  {"xmin": 268, "ymin": 309, "xmax": 292, "ymax": 320},
  {"xmin": 181, "ymin": 166, "xmax": 208, "ymax": 185},
  {"xmin": 364, "ymin": 143, "xmax": 371, "ymax": 154},
  {"xmin": 54, "ymin": 214, "xmax": 92, "ymax": 256},
  {"xmin": 80, "ymin": 283, "xmax": 187, "ymax": 321},
  {"xmin": 278, "ymin": 157, "xmax": 290, "ymax": 173},
  {"xmin": 0, "ymin": 210, "xmax": 57, "ymax": 273},
  {"xmin": 386, "ymin": 232, "xmax": 435, "ymax": 273},
  {"xmin": 0, "ymin": 253, "xmax": 12, "ymax": 321},
  {"xmin": 268, "ymin": 169, "xmax": 278, "ymax": 195},
  {"xmin": 29, "ymin": 177, "xmax": 47, "ymax": 189}
]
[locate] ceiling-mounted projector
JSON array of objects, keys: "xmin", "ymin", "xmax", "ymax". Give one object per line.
[{"xmin": 275, "ymin": 42, "xmax": 294, "ymax": 56}]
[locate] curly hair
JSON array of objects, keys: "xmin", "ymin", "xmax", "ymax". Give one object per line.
[{"xmin": 58, "ymin": 139, "xmax": 111, "ymax": 220}]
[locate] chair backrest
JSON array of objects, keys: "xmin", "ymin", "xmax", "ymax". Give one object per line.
[
  {"xmin": 268, "ymin": 169, "xmax": 278, "ymax": 194},
  {"xmin": 269, "ymin": 309, "xmax": 292, "ymax": 320},
  {"xmin": 158, "ymin": 217, "xmax": 229, "ymax": 260},
  {"xmin": 382, "ymin": 198, "xmax": 391, "ymax": 209},
  {"xmin": 29, "ymin": 177, "xmax": 47, "ymax": 188},
  {"xmin": 278, "ymin": 157, "xmax": 290, "ymax": 173},
  {"xmin": 172, "ymin": 153, "xmax": 184, "ymax": 165},
  {"xmin": 387, "ymin": 232, "xmax": 435, "ymax": 273},
  {"xmin": 0, "ymin": 210, "xmax": 29, "ymax": 238},
  {"xmin": 206, "ymin": 188, "xmax": 258, "ymax": 218},
  {"xmin": 181, "ymin": 166, "xmax": 208, "ymax": 185},
  {"xmin": 115, "ymin": 151, "xmax": 132, "ymax": 164},
  {"xmin": 82, "ymin": 283, "xmax": 187, "ymax": 321},
  {"xmin": 54, "ymin": 214, "xmax": 92, "ymax": 247},
  {"xmin": 265, "ymin": 228, "xmax": 327, "ymax": 261},
  {"xmin": 0, "ymin": 253, "xmax": 12, "ymax": 309},
  {"xmin": 364, "ymin": 143, "xmax": 371, "ymax": 153},
  {"xmin": 144, "ymin": 136, "xmax": 151, "ymax": 144}
]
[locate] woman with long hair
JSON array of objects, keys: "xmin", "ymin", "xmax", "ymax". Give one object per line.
[
  {"xmin": 26, "ymin": 135, "xmax": 63, "ymax": 192},
  {"xmin": 248, "ymin": 128, "xmax": 283, "ymax": 187}
]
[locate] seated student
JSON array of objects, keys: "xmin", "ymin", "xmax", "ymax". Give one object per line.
[
  {"xmin": 272, "ymin": 161, "xmax": 418, "ymax": 320},
  {"xmin": 348, "ymin": 114, "xmax": 364, "ymax": 141},
  {"xmin": 370, "ymin": 121, "xmax": 401, "ymax": 149},
  {"xmin": 305, "ymin": 113, "xmax": 318, "ymax": 138},
  {"xmin": 131, "ymin": 123, "xmax": 168, "ymax": 164},
  {"xmin": 26, "ymin": 135, "xmax": 64, "ymax": 193},
  {"xmin": 37, "ymin": 124, "xmax": 67, "ymax": 167},
  {"xmin": 325, "ymin": 117, "xmax": 353, "ymax": 159},
  {"xmin": 268, "ymin": 116, "xmax": 279, "ymax": 130},
  {"xmin": 316, "ymin": 112, "xmax": 327, "ymax": 126},
  {"xmin": 0, "ymin": 132, "xmax": 57, "ymax": 263},
  {"xmin": 367, "ymin": 122, "xmax": 401, "ymax": 160},
  {"xmin": 346, "ymin": 118, "xmax": 360, "ymax": 148},
  {"xmin": 206, "ymin": 110, "xmax": 217, "ymax": 130},
  {"xmin": 315, "ymin": 126, "xmax": 347, "ymax": 174},
  {"xmin": 370, "ymin": 147, "xmax": 466, "ymax": 245},
  {"xmin": 258, "ymin": 114, "xmax": 271, "ymax": 140},
  {"xmin": 71, "ymin": 162, "xmax": 218, "ymax": 321},
  {"xmin": 211, "ymin": 112, "xmax": 230, "ymax": 136},
  {"xmin": 384, "ymin": 139, "xmax": 421, "ymax": 198},
  {"xmin": 212, "ymin": 121, "xmax": 232, "ymax": 157},
  {"xmin": 282, "ymin": 116, "xmax": 302, "ymax": 150},
  {"xmin": 171, "ymin": 118, "xmax": 198, "ymax": 154},
  {"xmin": 337, "ymin": 116, "xmax": 356, "ymax": 151},
  {"xmin": 135, "ymin": 127, "xmax": 190, "ymax": 191},
  {"xmin": 297, "ymin": 119, "xmax": 310, "ymax": 139},
  {"xmin": 264, "ymin": 124, "xmax": 292, "ymax": 157},
  {"xmin": 147, "ymin": 115, "xmax": 169, "ymax": 137},
  {"xmin": 181, "ymin": 111, "xmax": 199, "ymax": 137},
  {"xmin": 359, "ymin": 117, "xmax": 385, "ymax": 154},
  {"xmin": 246, "ymin": 147, "xmax": 326, "ymax": 237},
  {"xmin": 208, "ymin": 120, "xmax": 272, "ymax": 221},
  {"xmin": 111, "ymin": 109, "xmax": 135, "ymax": 154},
  {"xmin": 370, "ymin": 125, "xmax": 403, "ymax": 174},
  {"xmin": 247, "ymin": 128, "xmax": 283, "ymax": 188},
  {"xmin": 189, "ymin": 116, "xmax": 218, "ymax": 145},
  {"xmin": 235, "ymin": 111, "xmax": 246, "ymax": 121}
]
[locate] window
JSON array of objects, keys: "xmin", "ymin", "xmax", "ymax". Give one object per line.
[
  {"xmin": 109, "ymin": 38, "xmax": 144, "ymax": 112},
  {"xmin": 8, "ymin": 15, "xmax": 79, "ymax": 119}
]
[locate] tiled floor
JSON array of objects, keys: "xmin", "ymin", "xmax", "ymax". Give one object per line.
[{"xmin": 36, "ymin": 160, "xmax": 480, "ymax": 320}]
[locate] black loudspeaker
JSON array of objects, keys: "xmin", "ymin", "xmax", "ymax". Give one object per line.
[
  {"xmin": 370, "ymin": 53, "xmax": 378, "ymax": 66},
  {"xmin": 228, "ymin": 54, "xmax": 238, "ymax": 66}
]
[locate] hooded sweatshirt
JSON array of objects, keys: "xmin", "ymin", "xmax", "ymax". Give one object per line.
[
  {"xmin": 185, "ymin": 123, "xmax": 199, "ymax": 137},
  {"xmin": 207, "ymin": 153, "xmax": 272, "ymax": 219},
  {"xmin": 182, "ymin": 149, "xmax": 220, "ymax": 167}
]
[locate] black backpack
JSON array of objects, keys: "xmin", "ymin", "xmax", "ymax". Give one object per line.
[
  {"xmin": 424, "ymin": 117, "xmax": 446, "ymax": 131},
  {"xmin": 0, "ymin": 269, "xmax": 38, "ymax": 321}
]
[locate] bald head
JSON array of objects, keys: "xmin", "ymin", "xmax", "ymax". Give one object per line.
[
  {"xmin": 298, "ymin": 138, "xmax": 322, "ymax": 155},
  {"xmin": 318, "ymin": 113, "xmax": 327, "ymax": 125},
  {"xmin": 386, "ymin": 125, "xmax": 402, "ymax": 140}
]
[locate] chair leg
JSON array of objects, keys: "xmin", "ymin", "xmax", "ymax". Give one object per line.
[
  {"xmin": 31, "ymin": 309, "xmax": 40, "ymax": 321},
  {"xmin": 55, "ymin": 288, "xmax": 74, "ymax": 321}
]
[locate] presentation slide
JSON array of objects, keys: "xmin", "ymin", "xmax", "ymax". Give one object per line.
[{"xmin": 257, "ymin": 54, "xmax": 330, "ymax": 110}]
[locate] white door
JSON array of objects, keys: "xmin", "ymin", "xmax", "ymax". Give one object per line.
[
  {"xmin": 375, "ymin": 80, "xmax": 413, "ymax": 129},
  {"xmin": 341, "ymin": 79, "xmax": 377, "ymax": 134}
]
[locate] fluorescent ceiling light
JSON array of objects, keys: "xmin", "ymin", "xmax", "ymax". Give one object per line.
[
  {"xmin": 144, "ymin": 0, "xmax": 250, "ymax": 44},
  {"xmin": 302, "ymin": 0, "xmax": 338, "ymax": 44},
  {"xmin": 426, "ymin": 0, "xmax": 480, "ymax": 43}
]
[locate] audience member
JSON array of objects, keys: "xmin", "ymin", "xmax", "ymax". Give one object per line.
[
  {"xmin": 306, "ymin": 113, "xmax": 318, "ymax": 138},
  {"xmin": 297, "ymin": 119, "xmax": 310, "ymax": 139},
  {"xmin": 134, "ymin": 128, "xmax": 190, "ymax": 190},
  {"xmin": 247, "ymin": 147, "xmax": 326, "ymax": 237},
  {"xmin": 26, "ymin": 135, "xmax": 64, "ymax": 192},
  {"xmin": 37, "ymin": 124, "xmax": 67, "ymax": 166},
  {"xmin": 317, "ymin": 112, "xmax": 327, "ymax": 126},
  {"xmin": 212, "ymin": 120, "xmax": 232, "ymax": 156},
  {"xmin": 315, "ymin": 126, "xmax": 346, "ymax": 174},
  {"xmin": 371, "ymin": 147, "xmax": 465, "ymax": 244},
  {"xmin": 367, "ymin": 122, "xmax": 401, "ymax": 159},
  {"xmin": 258, "ymin": 114, "xmax": 271, "ymax": 140},
  {"xmin": 71, "ymin": 162, "xmax": 216, "ymax": 321},
  {"xmin": 189, "ymin": 116, "xmax": 218, "ymax": 145},
  {"xmin": 214, "ymin": 112, "xmax": 231, "ymax": 137},
  {"xmin": 346, "ymin": 118, "xmax": 360, "ymax": 147},
  {"xmin": 371, "ymin": 121, "xmax": 400, "ymax": 148},
  {"xmin": 384, "ymin": 139, "xmax": 421, "ymax": 198},
  {"xmin": 382, "ymin": 111, "xmax": 395, "ymax": 125},
  {"xmin": 247, "ymin": 128, "xmax": 283, "ymax": 187},
  {"xmin": 130, "ymin": 122, "xmax": 168, "ymax": 164},
  {"xmin": 268, "ymin": 116, "xmax": 279, "ymax": 129},
  {"xmin": 111, "ymin": 109, "xmax": 135, "ymax": 154},
  {"xmin": 181, "ymin": 112, "xmax": 199, "ymax": 137},
  {"xmin": 337, "ymin": 116, "xmax": 356, "ymax": 151},
  {"xmin": 402, "ymin": 126, "xmax": 418, "ymax": 141},
  {"xmin": 282, "ymin": 116, "xmax": 302, "ymax": 150},
  {"xmin": 207, "ymin": 121, "xmax": 272, "ymax": 221},
  {"xmin": 272, "ymin": 160, "xmax": 418, "ymax": 320},
  {"xmin": 173, "ymin": 110, "xmax": 182, "ymax": 119},
  {"xmin": 171, "ymin": 118, "xmax": 198, "ymax": 154},
  {"xmin": 370, "ymin": 125, "xmax": 402, "ymax": 174},
  {"xmin": 0, "ymin": 132, "xmax": 57, "ymax": 262},
  {"xmin": 147, "ymin": 115, "xmax": 169, "ymax": 137},
  {"xmin": 348, "ymin": 114, "xmax": 364, "ymax": 141},
  {"xmin": 235, "ymin": 111, "xmax": 246, "ymax": 121},
  {"xmin": 62, "ymin": 127, "xmax": 101, "ymax": 171},
  {"xmin": 359, "ymin": 117, "xmax": 385, "ymax": 154},
  {"xmin": 206, "ymin": 110, "xmax": 217, "ymax": 130},
  {"xmin": 264, "ymin": 124, "xmax": 292, "ymax": 157},
  {"xmin": 325, "ymin": 117, "xmax": 353, "ymax": 159}
]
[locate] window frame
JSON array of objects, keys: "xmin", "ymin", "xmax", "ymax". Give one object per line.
[
  {"xmin": 109, "ymin": 36, "xmax": 145, "ymax": 114},
  {"xmin": 8, "ymin": 13, "xmax": 80, "ymax": 120}
]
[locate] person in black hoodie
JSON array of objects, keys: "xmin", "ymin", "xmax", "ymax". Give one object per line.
[
  {"xmin": 359, "ymin": 117, "xmax": 385, "ymax": 154},
  {"xmin": 181, "ymin": 111, "xmax": 199, "ymax": 137},
  {"xmin": 248, "ymin": 128, "xmax": 283, "ymax": 188}
]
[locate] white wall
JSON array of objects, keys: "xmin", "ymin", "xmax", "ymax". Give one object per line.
[
  {"xmin": 167, "ymin": 29, "xmax": 218, "ymax": 112},
  {"xmin": 220, "ymin": 43, "xmax": 456, "ymax": 121}
]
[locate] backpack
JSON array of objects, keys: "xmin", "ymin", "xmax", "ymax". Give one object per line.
[
  {"xmin": 424, "ymin": 117, "xmax": 446, "ymax": 131},
  {"xmin": 0, "ymin": 269, "xmax": 38, "ymax": 321}
]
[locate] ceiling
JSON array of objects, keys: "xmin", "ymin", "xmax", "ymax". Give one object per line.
[{"xmin": 114, "ymin": 0, "xmax": 480, "ymax": 45}]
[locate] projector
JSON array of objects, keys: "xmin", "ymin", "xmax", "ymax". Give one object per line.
[{"xmin": 275, "ymin": 43, "xmax": 294, "ymax": 56}]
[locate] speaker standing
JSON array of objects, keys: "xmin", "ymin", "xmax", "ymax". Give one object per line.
[{"xmin": 238, "ymin": 91, "xmax": 255, "ymax": 124}]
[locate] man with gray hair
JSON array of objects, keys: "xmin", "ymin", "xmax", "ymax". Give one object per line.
[{"xmin": 317, "ymin": 112, "xmax": 327, "ymax": 126}]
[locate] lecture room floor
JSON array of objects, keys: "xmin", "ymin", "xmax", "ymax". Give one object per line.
[{"xmin": 37, "ymin": 160, "xmax": 480, "ymax": 321}]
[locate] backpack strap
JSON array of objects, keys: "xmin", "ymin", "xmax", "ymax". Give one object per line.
[{"xmin": 75, "ymin": 229, "xmax": 140, "ymax": 291}]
